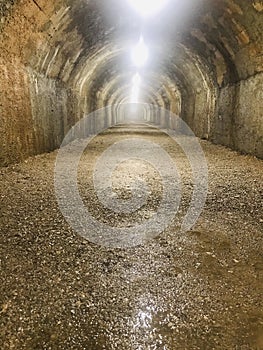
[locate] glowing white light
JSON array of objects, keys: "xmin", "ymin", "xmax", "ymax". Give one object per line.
[
  {"xmin": 132, "ymin": 73, "xmax": 141, "ymax": 86},
  {"xmin": 130, "ymin": 73, "xmax": 142, "ymax": 103},
  {"xmin": 131, "ymin": 36, "xmax": 149, "ymax": 68},
  {"xmin": 130, "ymin": 85, "xmax": 140, "ymax": 103},
  {"xmin": 128, "ymin": 0, "xmax": 169, "ymax": 17}
]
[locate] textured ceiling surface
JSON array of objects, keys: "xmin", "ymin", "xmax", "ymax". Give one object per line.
[{"xmin": 0, "ymin": 0, "xmax": 262, "ymax": 109}]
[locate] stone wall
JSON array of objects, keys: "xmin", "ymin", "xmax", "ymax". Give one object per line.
[
  {"xmin": 0, "ymin": 58, "xmax": 33, "ymax": 166},
  {"xmin": 0, "ymin": 58, "xmax": 74, "ymax": 166},
  {"xmin": 27, "ymin": 69, "xmax": 69, "ymax": 154},
  {"xmin": 234, "ymin": 73, "xmax": 263, "ymax": 158},
  {"xmin": 214, "ymin": 72, "xmax": 263, "ymax": 159}
]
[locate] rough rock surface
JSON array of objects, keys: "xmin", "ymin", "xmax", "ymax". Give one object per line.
[{"xmin": 0, "ymin": 125, "xmax": 262, "ymax": 349}]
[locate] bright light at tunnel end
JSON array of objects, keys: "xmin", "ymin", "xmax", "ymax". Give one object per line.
[{"xmin": 127, "ymin": 0, "xmax": 170, "ymax": 17}]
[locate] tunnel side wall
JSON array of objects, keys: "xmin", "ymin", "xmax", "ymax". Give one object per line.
[
  {"xmin": 214, "ymin": 72, "xmax": 263, "ymax": 159},
  {"xmin": 0, "ymin": 59, "xmax": 34, "ymax": 166},
  {"xmin": 0, "ymin": 59, "xmax": 75, "ymax": 166}
]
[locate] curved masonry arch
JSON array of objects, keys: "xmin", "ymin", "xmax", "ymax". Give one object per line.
[{"xmin": 0, "ymin": 0, "xmax": 262, "ymax": 165}]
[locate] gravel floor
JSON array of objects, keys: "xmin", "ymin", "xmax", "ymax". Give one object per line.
[{"xmin": 0, "ymin": 124, "xmax": 263, "ymax": 350}]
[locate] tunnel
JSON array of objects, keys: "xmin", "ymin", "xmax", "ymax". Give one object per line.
[{"xmin": 0, "ymin": 0, "xmax": 263, "ymax": 349}]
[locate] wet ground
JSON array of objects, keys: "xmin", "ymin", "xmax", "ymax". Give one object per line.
[{"xmin": 0, "ymin": 124, "xmax": 263, "ymax": 349}]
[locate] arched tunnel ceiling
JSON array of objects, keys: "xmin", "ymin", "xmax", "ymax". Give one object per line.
[
  {"xmin": 1, "ymin": 0, "xmax": 262, "ymax": 101},
  {"xmin": 0, "ymin": 0, "xmax": 262, "ymax": 164}
]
